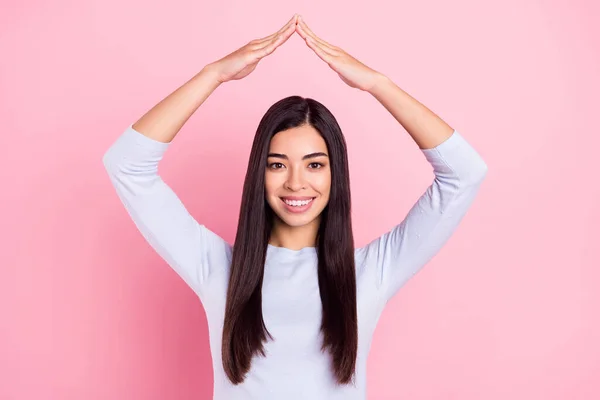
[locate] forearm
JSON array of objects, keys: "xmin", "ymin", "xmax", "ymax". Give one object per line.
[
  {"xmin": 132, "ymin": 65, "xmax": 222, "ymax": 143},
  {"xmin": 367, "ymin": 74, "xmax": 454, "ymax": 150}
]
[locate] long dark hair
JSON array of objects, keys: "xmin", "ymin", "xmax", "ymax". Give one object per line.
[{"xmin": 221, "ymin": 95, "xmax": 357, "ymax": 385}]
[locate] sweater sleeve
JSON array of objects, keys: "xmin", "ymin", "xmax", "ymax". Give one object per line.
[
  {"xmin": 357, "ymin": 130, "xmax": 488, "ymax": 303},
  {"xmin": 102, "ymin": 124, "xmax": 232, "ymax": 298}
]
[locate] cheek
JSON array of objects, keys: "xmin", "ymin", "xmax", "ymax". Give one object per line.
[
  {"xmin": 264, "ymin": 174, "xmax": 282, "ymax": 197},
  {"xmin": 311, "ymin": 173, "xmax": 331, "ymax": 195}
]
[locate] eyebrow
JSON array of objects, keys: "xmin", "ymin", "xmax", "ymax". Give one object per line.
[{"xmin": 267, "ymin": 152, "xmax": 329, "ymax": 160}]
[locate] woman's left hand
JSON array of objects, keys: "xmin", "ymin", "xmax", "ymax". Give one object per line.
[{"xmin": 295, "ymin": 15, "xmax": 384, "ymax": 92}]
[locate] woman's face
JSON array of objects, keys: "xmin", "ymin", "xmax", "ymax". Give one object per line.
[{"xmin": 265, "ymin": 124, "xmax": 331, "ymax": 228}]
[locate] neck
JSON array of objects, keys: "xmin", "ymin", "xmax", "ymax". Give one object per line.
[{"xmin": 269, "ymin": 215, "xmax": 320, "ymax": 251}]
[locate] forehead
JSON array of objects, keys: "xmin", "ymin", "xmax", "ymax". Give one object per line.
[{"xmin": 269, "ymin": 125, "xmax": 328, "ymax": 155}]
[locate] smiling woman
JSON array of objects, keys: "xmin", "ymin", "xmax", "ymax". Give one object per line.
[
  {"xmin": 265, "ymin": 123, "xmax": 332, "ymax": 237},
  {"xmin": 226, "ymin": 96, "xmax": 357, "ymax": 388},
  {"xmin": 102, "ymin": 13, "xmax": 487, "ymax": 400}
]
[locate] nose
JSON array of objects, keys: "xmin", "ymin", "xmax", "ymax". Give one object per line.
[{"xmin": 284, "ymin": 166, "xmax": 305, "ymax": 191}]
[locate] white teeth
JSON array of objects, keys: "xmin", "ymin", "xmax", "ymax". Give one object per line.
[{"xmin": 283, "ymin": 198, "xmax": 313, "ymax": 207}]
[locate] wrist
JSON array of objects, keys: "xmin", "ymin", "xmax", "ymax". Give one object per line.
[
  {"xmin": 366, "ymin": 72, "xmax": 390, "ymax": 95},
  {"xmin": 200, "ymin": 64, "xmax": 224, "ymax": 86}
]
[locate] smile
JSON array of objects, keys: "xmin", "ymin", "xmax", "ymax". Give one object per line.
[{"xmin": 280, "ymin": 197, "xmax": 316, "ymax": 213}]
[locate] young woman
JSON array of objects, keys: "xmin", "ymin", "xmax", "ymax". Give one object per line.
[{"xmin": 103, "ymin": 14, "xmax": 487, "ymax": 400}]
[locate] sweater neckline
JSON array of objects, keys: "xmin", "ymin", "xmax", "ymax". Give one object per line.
[{"xmin": 266, "ymin": 243, "xmax": 317, "ymax": 257}]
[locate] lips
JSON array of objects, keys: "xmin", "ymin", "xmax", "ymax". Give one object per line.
[
  {"xmin": 280, "ymin": 196, "xmax": 316, "ymax": 214},
  {"xmin": 280, "ymin": 196, "xmax": 315, "ymax": 201}
]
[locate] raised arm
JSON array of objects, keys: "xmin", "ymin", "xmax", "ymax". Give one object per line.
[
  {"xmin": 358, "ymin": 129, "xmax": 487, "ymax": 303},
  {"xmin": 362, "ymin": 69, "xmax": 488, "ymax": 303},
  {"xmin": 294, "ymin": 16, "xmax": 488, "ymax": 302},
  {"xmin": 103, "ymin": 16, "xmax": 300, "ymax": 298},
  {"xmin": 103, "ymin": 121, "xmax": 232, "ymax": 299}
]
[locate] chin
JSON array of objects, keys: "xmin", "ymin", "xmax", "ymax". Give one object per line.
[
  {"xmin": 280, "ymin": 214, "xmax": 317, "ymax": 227},
  {"xmin": 276, "ymin": 209, "xmax": 318, "ymax": 227}
]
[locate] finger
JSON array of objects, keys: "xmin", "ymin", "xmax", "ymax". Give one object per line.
[
  {"xmin": 255, "ymin": 23, "xmax": 296, "ymax": 58},
  {"xmin": 305, "ymin": 36, "xmax": 336, "ymax": 65},
  {"xmin": 297, "ymin": 17, "xmax": 338, "ymax": 52},
  {"xmin": 254, "ymin": 14, "xmax": 298, "ymax": 45},
  {"xmin": 256, "ymin": 22, "xmax": 295, "ymax": 54},
  {"xmin": 296, "ymin": 23, "xmax": 338, "ymax": 56}
]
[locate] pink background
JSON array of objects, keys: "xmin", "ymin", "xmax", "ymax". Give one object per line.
[{"xmin": 1, "ymin": 0, "xmax": 598, "ymax": 399}]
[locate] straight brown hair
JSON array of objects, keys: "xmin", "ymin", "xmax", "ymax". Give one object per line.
[{"xmin": 221, "ymin": 95, "xmax": 357, "ymax": 386}]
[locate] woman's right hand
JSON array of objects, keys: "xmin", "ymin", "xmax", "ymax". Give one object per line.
[{"xmin": 206, "ymin": 14, "xmax": 299, "ymax": 84}]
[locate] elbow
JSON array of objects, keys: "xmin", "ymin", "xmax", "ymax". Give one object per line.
[
  {"xmin": 466, "ymin": 159, "xmax": 488, "ymax": 187},
  {"xmin": 478, "ymin": 158, "xmax": 489, "ymax": 180},
  {"xmin": 453, "ymin": 155, "xmax": 488, "ymax": 189},
  {"xmin": 102, "ymin": 149, "xmax": 118, "ymax": 175}
]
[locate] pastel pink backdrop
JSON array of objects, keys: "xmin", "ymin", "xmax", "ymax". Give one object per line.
[{"xmin": 1, "ymin": 0, "xmax": 598, "ymax": 399}]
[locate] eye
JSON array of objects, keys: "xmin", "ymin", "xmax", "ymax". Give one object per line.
[
  {"xmin": 309, "ymin": 162, "xmax": 324, "ymax": 169},
  {"xmin": 268, "ymin": 162, "xmax": 285, "ymax": 169}
]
